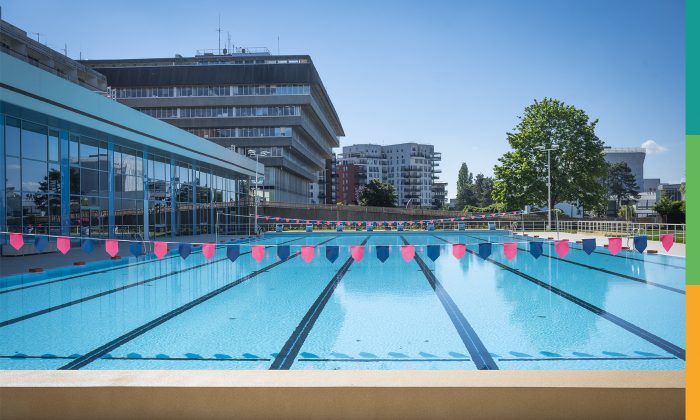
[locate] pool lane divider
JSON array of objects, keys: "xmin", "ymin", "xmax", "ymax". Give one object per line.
[
  {"xmin": 58, "ymin": 236, "xmax": 340, "ymax": 370},
  {"xmin": 269, "ymin": 236, "xmax": 371, "ymax": 370},
  {"xmin": 400, "ymin": 235, "xmax": 499, "ymax": 370},
  {"xmin": 0, "ymin": 236, "xmax": 309, "ymax": 329},
  {"xmin": 0, "ymin": 235, "xmax": 279, "ymax": 295},
  {"xmin": 511, "ymin": 233, "xmax": 684, "ymax": 269},
  {"xmin": 432, "ymin": 235, "xmax": 686, "ymax": 360},
  {"xmin": 463, "ymin": 233, "xmax": 684, "ymax": 295}
]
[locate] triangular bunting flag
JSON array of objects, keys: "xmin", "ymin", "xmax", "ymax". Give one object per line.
[
  {"xmin": 478, "ymin": 243, "xmax": 492, "ymax": 259},
  {"xmin": 555, "ymin": 240, "xmax": 569, "ymax": 258},
  {"xmin": 326, "ymin": 245, "xmax": 339, "ymax": 262},
  {"xmin": 351, "ymin": 245, "xmax": 365, "ymax": 262},
  {"xmin": 129, "ymin": 242, "xmax": 143, "ymax": 257},
  {"xmin": 179, "ymin": 243, "xmax": 192, "ymax": 259},
  {"xmin": 400, "ymin": 245, "xmax": 415, "ymax": 262},
  {"xmin": 226, "ymin": 244, "xmax": 240, "ymax": 262},
  {"xmin": 529, "ymin": 241, "xmax": 543, "ymax": 259},
  {"xmin": 82, "ymin": 239, "xmax": 94, "ymax": 254},
  {"xmin": 376, "ymin": 245, "xmax": 390, "ymax": 262},
  {"xmin": 252, "ymin": 245, "xmax": 265, "ymax": 262},
  {"xmin": 277, "ymin": 245, "xmax": 291, "ymax": 260},
  {"xmin": 106, "ymin": 240, "xmax": 119, "ymax": 257},
  {"xmin": 57, "ymin": 237, "xmax": 71, "ymax": 254},
  {"xmin": 582, "ymin": 238, "xmax": 596, "ymax": 255},
  {"xmin": 503, "ymin": 243, "xmax": 517, "ymax": 261},
  {"xmin": 9, "ymin": 233, "xmax": 23, "ymax": 251},
  {"xmin": 452, "ymin": 243, "xmax": 466, "ymax": 259},
  {"xmin": 154, "ymin": 242, "xmax": 168, "ymax": 259},
  {"xmin": 608, "ymin": 237, "xmax": 622, "ymax": 256},
  {"xmin": 34, "ymin": 235, "xmax": 48, "ymax": 252},
  {"xmin": 202, "ymin": 243, "xmax": 215, "ymax": 260},
  {"xmin": 301, "ymin": 246, "xmax": 315, "ymax": 263},
  {"xmin": 633, "ymin": 235, "xmax": 647, "ymax": 253},
  {"xmin": 659, "ymin": 234, "xmax": 674, "ymax": 252},
  {"xmin": 427, "ymin": 245, "xmax": 441, "ymax": 261}
]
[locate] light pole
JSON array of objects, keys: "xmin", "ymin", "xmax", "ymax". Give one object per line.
[
  {"xmin": 537, "ymin": 144, "xmax": 559, "ymax": 231},
  {"xmin": 247, "ymin": 150, "xmax": 269, "ymax": 234}
]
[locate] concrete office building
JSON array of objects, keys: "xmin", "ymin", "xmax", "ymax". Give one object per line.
[
  {"xmin": 338, "ymin": 143, "xmax": 442, "ymax": 207},
  {"xmin": 82, "ymin": 50, "xmax": 344, "ymax": 204},
  {"xmin": 0, "ymin": 19, "xmax": 258, "ymax": 247},
  {"xmin": 603, "ymin": 147, "xmax": 646, "ymax": 190}
]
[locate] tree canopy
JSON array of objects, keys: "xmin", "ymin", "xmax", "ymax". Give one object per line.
[
  {"xmin": 605, "ymin": 162, "xmax": 640, "ymax": 211},
  {"xmin": 358, "ymin": 179, "xmax": 397, "ymax": 207},
  {"xmin": 492, "ymin": 98, "xmax": 608, "ymax": 212},
  {"xmin": 455, "ymin": 163, "xmax": 475, "ymax": 209}
]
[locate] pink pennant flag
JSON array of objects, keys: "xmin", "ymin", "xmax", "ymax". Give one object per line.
[
  {"xmin": 608, "ymin": 237, "xmax": 622, "ymax": 256},
  {"xmin": 301, "ymin": 246, "xmax": 315, "ymax": 263},
  {"xmin": 659, "ymin": 234, "xmax": 674, "ymax": 252},
  {"xmin": 200, "ymin": 243, "xmax": 214, "ymax": 260},
  {"xmin": 452, "ymin": 243, "xmax": 466, "ymax": 260},
  {"xmin": 351, "ymin": 245, "xmax": 365, "ymax": 262},
  {"xmin": 153, "ymin": 242, "xmax": 168, "ymax": 259},
  {"xmin": 264, "ymin": 216, "xmax": 270, "ymax": 220},
  {"xmin": 57, "ymin": 236, "xmax": 71, "ymax": 254},
  {"xmin": 400, "ymin": 245, "xmax": 415, "ymax": 262},
  {"xmin": 555, "ymin": 240, "xmax": 570, "ymax": 258},
  {"xmin": 503, "ymin": 243, "xmax": 517, "ymax": 261},
  {"xmin": 252, "ymin": 245, "xmax": 265, "ymax": 262},
  {"xmin": 9, "ymin": 233, "xmax": 23, "ymax": 250},
  {"xmin": 105, "ymin": 240, "xmax": 119, "ymax": 257}
]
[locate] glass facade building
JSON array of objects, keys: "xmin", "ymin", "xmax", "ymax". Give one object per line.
[{"xmin": 0, "ymin": 46, "xmax": 258, "ymax": 244}]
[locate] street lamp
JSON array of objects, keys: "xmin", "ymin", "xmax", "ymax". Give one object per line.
[
  {"xmin": 537, "ymin": 144, "xmax": 559, "ymax": 231},
  {"xmin": 247, "ymin": 150, "xmax": 269, "ymax": 234}
]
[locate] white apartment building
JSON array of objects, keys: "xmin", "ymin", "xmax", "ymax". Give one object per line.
[{"xmin": 339, "ymin": 143, "xmax": 442, "ymax": 208}]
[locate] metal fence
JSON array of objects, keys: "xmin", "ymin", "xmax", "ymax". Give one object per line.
[{"xmin": 556, "ymin": 220, "xmax": 686, "ymax": 244}]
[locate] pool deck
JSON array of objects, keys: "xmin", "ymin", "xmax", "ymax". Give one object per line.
[
  {"xmin": 0, "ymin": 370, "xmax": 684, "ymax": 419},
  {"xmin": 518, "ymin": 231, "xmax": 685, "ymax": 257}
]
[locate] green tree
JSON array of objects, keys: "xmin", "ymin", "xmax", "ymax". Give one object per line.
[
  {"xmin": 492, "ymin": 98, "xmax": 608, "ymax": 211},
  {"xmin": 473, "ymin": 173, "xmax": 494, "ymax": 207},
  {"xmin": 605, "ymin": 162, "xmax": 640, "ymax": 212},
  {"xmin": 654, "ymin": 194, "xmax": 685, "ymax": 223},
  {"xmin": 358, "ymin": 179, "xmax": 397, "ymax": 207},
  {"xmin": 455, "ymin": 163, "xmax": 476, "ymax": 209},
  {"xmin": 618, "ymin": 204, "xmax": 635, "ymax": 219}
]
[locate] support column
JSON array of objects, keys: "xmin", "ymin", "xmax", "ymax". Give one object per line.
[
  {"xmin": 107, "ymin": 142, "xmax": 115, "ymax": 238},
  {"xmin": 142, "ymin": 151, "xmax": 149, "ymax": 241},
  {"xmin": 59, "ymin": 130, "xmax": 70, "ymax": 236},
  {"xmin": 170, "ymin": 158, "xmax": 176, "ymax": 239},
  {"xmin": 0, "ymin": 116, "xmax": 5, "ymax": 232},
  {"xmin": 192, "ymin": 166, "xmax": 197, "ymax": 236}
]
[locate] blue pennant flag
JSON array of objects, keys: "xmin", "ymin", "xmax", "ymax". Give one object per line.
[
  {"xmin": 529, "ymin": 241, "xmax": 543, "ymax": 259},
  {"xmin": 427, "ymin": 245, "xmax": 441, "ymax": 261},
  {"xmin": 277, "ymin": 245, "xmax": 291, "ymax": 260},
  {"xmin": 179, "ymin": 243, "xmax": 192, "ymax": 260},
  {"xmin": 478, "ymin": 242, "xmax": 492, "ymax": 259},
  {"xmin": 634, "ymin": 235, "xmax": 648, "ymax": 253},
  {"xmin": 34, "ymin": 235, "xmax": 48, "ymax": 252},
  {"xmin": 226, "ymin": 244, "xmax": 240, "ymax": 262},
  {"xmin": 326, "ymin": 245, "xmax": 339, "ymax": 263},
  {"xmin": 82, "ymin": 239, "xmax": 94, "ymax": 254},
  {"xmin": 582, "ymin": 238, "xmax": 596, "ymax": 255},
  {"xmin": 129, "ymin": 242, "xmax": 143, "ymax": 257},
  {"xmin": 376, "ymin": 245, "xmax": 390, "ymax": 262}
]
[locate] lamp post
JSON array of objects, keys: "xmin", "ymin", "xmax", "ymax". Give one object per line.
[
  {"xmin": 247, "ymin": 150, "xmax": 269, "ymax": 234},
  {"xmin": 537, "ymin": 144, "xmax": 559, "ymax": 231}
]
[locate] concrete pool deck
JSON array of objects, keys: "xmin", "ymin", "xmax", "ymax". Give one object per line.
[{"xmin": 0, "ymin": 370, "xmax": 685, "ymax": 419}]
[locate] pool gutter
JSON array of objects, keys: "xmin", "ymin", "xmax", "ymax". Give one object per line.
[{"xmin": 0, "ymin": 370, "xmax": 684, "ymax": 419}]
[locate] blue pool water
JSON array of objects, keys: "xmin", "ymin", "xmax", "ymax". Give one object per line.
[{"xmin": 0, "ymin": 231, "xmax": 685, "ymax": 370}]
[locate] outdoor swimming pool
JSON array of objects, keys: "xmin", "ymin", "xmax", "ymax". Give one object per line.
[{"xmin": 0, "ymin": 231, "xmax": 685, "ymax": 371}]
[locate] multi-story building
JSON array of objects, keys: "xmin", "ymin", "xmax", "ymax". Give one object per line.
[
  {"xmin": 0, "ymin": 19, "xmax": 258, "ymax": 248},
  {"xmin": 336, "ymin": 162, "xmax": 361, "ymax": 205},
  {"xmin": 603, "ymin": 147, "xmax": 646, "ymax": 190},
  {"xmin": 431, "ymin": 181, "xmax": 448, "ymax": 209},
  {"xmin": 82, "ymin": 49, "xmax": 344, "ymax": 204},
  {"xmin": 324, "ymin": 154, "xmax": 337, "ymax": 204},
  {"xmin": 337, "ymin": 143, "xmax": 442, "ymax": 207}
]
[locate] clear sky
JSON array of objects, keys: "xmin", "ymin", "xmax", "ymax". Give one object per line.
[{"xmin": 3, "ymin": 0, "xmax": 685, "ymax": 197}]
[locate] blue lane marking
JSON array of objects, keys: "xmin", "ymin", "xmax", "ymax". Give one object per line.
[
  {"xmin": 58, "ymin": 236, "xmax": 339, "ymax": 370},
  {"xmin": 0, "ymin": 237, "xmax": 305, "ymax": 328},
  {"xmin": 463, "ymin": 233, "xmax": 684, "ymax": 295},
  {"xmin": 401, "ymin": 235, "xmax": 498, "ymax": 370},
  {"xmin": 270, "ymin": 236, "xmax": 370, "ymax": 370},
  {"xmin": 433, "ymin": 235, "xmax": 686, "ymax": 361},
  {"xmin": 297, "ymin": 358, "xmax": 471, "ymax": 362}
]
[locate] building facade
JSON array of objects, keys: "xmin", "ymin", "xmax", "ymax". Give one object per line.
[
  {"xmin": 603, "ymin": 147, "xmax": 646, "ymax": 190},
  {"xmin": 336, "ymin": 162, "xmax": 360, "ymax": 205},
  {"xmin": 0, "ymin": 22, "xmax": 258, "ymax": 247},
  {"xmin": 82, "ymin": 51, "xmax": 344, "ymax": 204},
  {"xmin": 338, "ymin": 143, "xmax": 442, "ymax": 207}
]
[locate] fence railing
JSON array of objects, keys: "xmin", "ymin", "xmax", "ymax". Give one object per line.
[{"xmin": 556, "ymin": 221, "xmax": 686, "ymax": 244}]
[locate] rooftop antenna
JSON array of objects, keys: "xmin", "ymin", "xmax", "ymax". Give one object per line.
[
  {"xmin": 227, "ymin": 31, "xmax": 231, "ymax": 54},
  {"xmin": 217, "ymin": 13, "xmax": 222, "ymax": 54},
  {"xmin": 277, "ymin": 36, "xmax": 280, "ymax": 55},
  {"xmin": 62, "ymin": 43, "xmax": 68, "ymax": 56},
  {"xmin": 32, "ymin": 32, "xmax": 43, "ymax": 43}
]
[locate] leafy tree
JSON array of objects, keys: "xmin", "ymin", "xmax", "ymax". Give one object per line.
[
  {"xmin": 473, "ymin": 174, "xmax": 494, "ymax": 207},
  {"xmin": 654, "ymin": 194, "xmax": 685, "ymax": 223},
  {"xmin": 617, "ymin": 204, "xmax": 635, "ymax": 219},
  {"xmin": 605, "ymin": 162, "xmax": 640, "ymax": 212},
  {"xmin": 358, "ymin": 179, "xmax": 397, "ymax": 207},
  {"xmin": 455, "ymin": 163, "xmax": 476, "ymax": 209},
  {"xmin": 492, "ymin": 98, "xmax": 608, "ymax": 212}
]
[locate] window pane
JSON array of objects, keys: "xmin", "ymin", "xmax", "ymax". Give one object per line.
[
  {"xmin": 22, "ymin": 122, "xmax": 47, "ymax": 161},
  {"xmin": 6, "ymin": 156, "xmax": 21, "ymax": 191},
  {"xmin": 48, "ymin": 131, "xmax": 59, "ymax": 162},
  {"xmin": 22, "ymin": 159, "xmax": 47, "ymax": 193},
  {"xmin": 47, "ymin": 164, "xmax": 61, "ymax": 194},
  {"xmin": 5, "ymin": 117, "xmax": 21, "ymax": 157}
]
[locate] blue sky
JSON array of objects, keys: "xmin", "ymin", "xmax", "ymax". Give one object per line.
[{"xmin": 4, "ymin": 0, "xmax": 685, "ymax": 196}]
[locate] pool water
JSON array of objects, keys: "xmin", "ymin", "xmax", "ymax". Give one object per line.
[{"xmin": 0, "ymin": 231, "xmax": 685, "ymax": 370}]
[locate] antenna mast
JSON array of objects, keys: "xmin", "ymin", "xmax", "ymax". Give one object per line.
[{"xmin": 217, "ymin": 14, "xmax": 222, "ymax": 54}]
